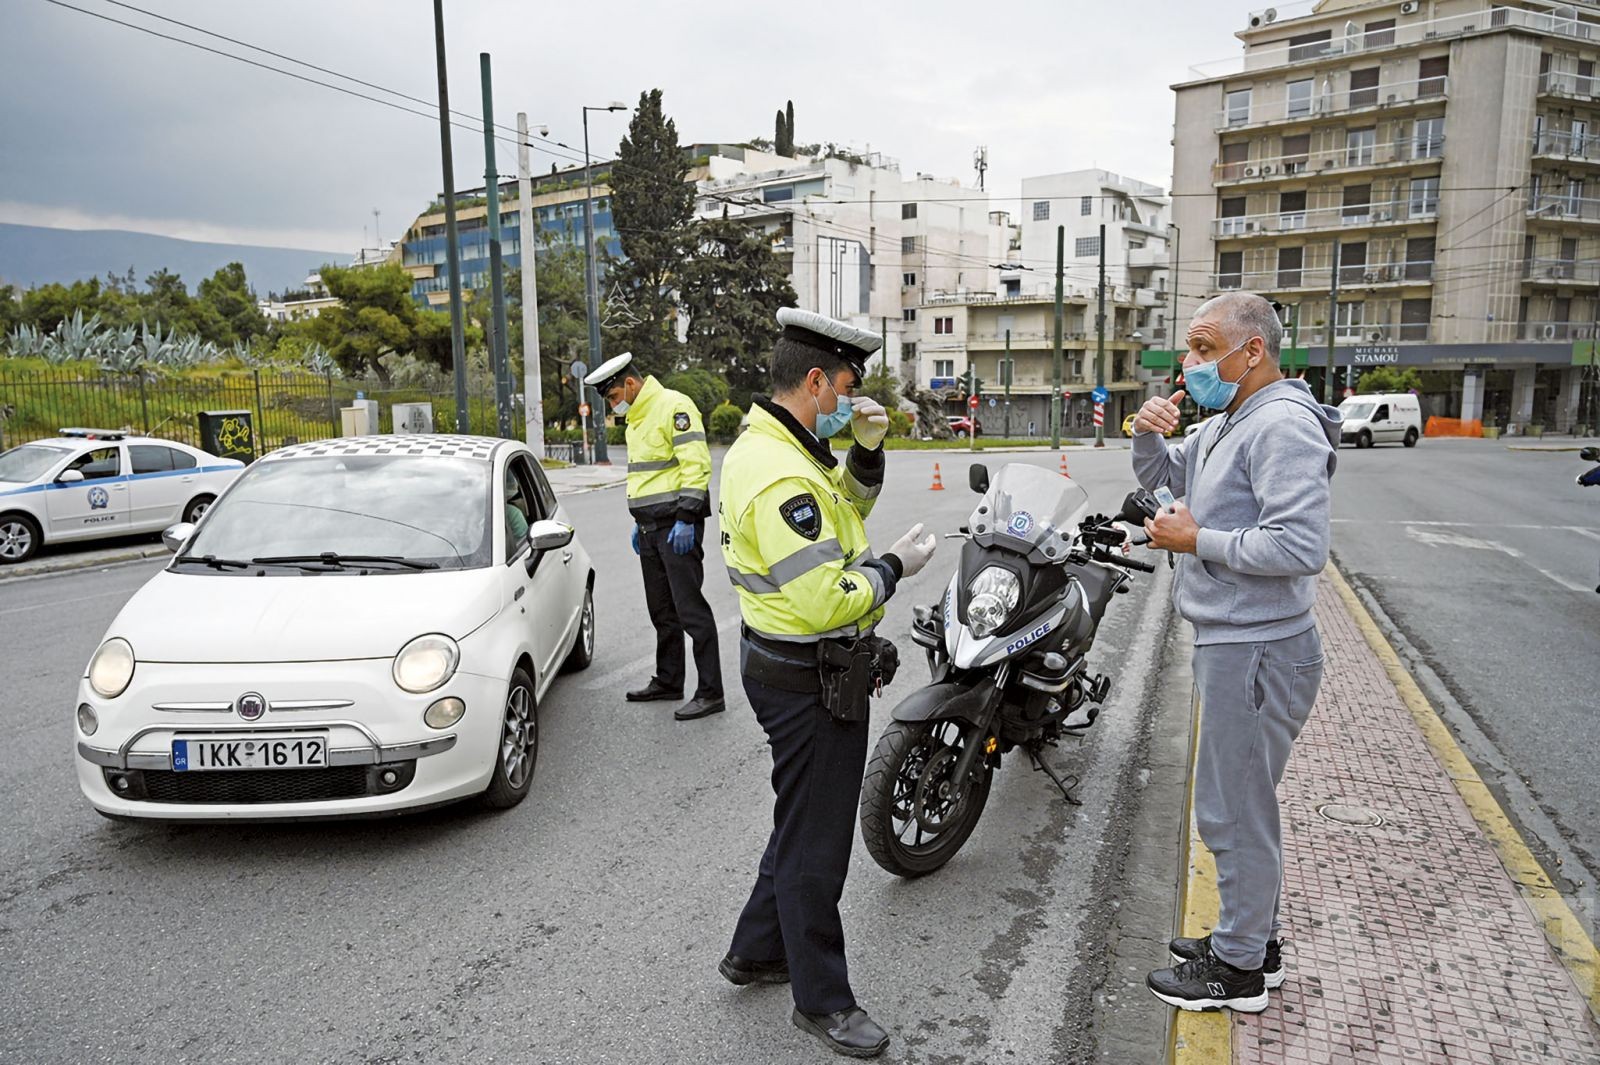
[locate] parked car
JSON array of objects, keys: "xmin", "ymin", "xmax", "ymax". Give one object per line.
[
  {"xmin": 1338, "ymin": 393, "xmax": 1422, "ymax": 448},
  {"xmin": 0, "ymin": 428, "xmax": 244, "ymax": 564},
  {"xmin": 947, "ymin": 415, "xmax": 982, "ymax": 438},
  {"xmin": 73, "ymin": 434, "xmax": 596, "ymax": 821}
]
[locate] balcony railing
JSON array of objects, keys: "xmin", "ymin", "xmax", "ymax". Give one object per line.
[
  {"xmin": 1301, "ymin": 323, "xmax": 1432, "ymax": 344},
  {"xmin": 1528, "ymin": 194, "xmax": 1600, "ymax": 223},
  {"xmin": 1517, "ymin": 320, "xmax": 1599, "ymax": 340},
  {"xmin": 1523, "ymin": 258, "xmax": 1600, "ymax": 284},
  {"xmin": 1213, "ymin": 199, "xmax": 1436, "ymax": 238},
  {"xmin": 1538, "ymin": 71, "xmax": 1599, "ymax": 99},
  {"xmin": 1213, "ymin": 136, "xmax": 1443, "ymax": 182},
  {"xmin": 1532, "ymin": 129, "xmax": 1600, "ymax": 163},
  {"xmin": 1212, "ymin": 260, "xmax": 1434, "ymax": 292},
  {"xmin": 1215, "ymin": 75, "xmax": 1448, "ymax": 130}
]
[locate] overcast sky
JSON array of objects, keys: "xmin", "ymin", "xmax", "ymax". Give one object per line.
[{"xmin": 2, "ymin": 0, "xmax": 1271, "ymax": 254}]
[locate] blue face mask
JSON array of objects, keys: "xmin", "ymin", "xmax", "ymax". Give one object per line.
[
  {"xmin": 1183, "ymin": 337, "xmax": 1256, "ymax": 410},
  {"xmin": 813, "ymin": 375, "xmax": 854, "ymax": 438}
]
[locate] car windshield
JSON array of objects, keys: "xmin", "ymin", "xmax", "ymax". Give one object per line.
[
  {"xmin": 1341, "ymin": 402, "xmax": 1376, "ymax": 420},
  {"xmin": 181, "ymin": 455, "xmax": 492, "ymax": 571},
  {"xmin": 0, "ymin": 444, "xmax": 72, "ymax": 483},
  {"xmin": 971, "ymin": 462, "xmax": 1090, "ymax": 552}
]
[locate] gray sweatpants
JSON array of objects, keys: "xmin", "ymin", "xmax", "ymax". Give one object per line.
[{"xmin": 1191, "ymin": 626, "xmax": 1325, "ymax": 970}]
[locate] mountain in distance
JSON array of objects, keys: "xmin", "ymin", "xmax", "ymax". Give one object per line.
[{"xmin": 0, "ymin": 223, "xmax": 348, "ymax": 297}]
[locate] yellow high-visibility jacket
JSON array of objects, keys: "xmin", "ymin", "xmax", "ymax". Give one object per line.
[
  {"xmin": 719, "ymin": 399, "xmax": 897, "ymax": 642},
  {"xmin": 624, "ymin": 376, "xmax": 712, "ymax": 528}
]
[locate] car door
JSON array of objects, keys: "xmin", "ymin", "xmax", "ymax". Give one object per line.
[
  {"xmin": 530, "ymin": 458, "xmax": 586, "ymax": 649},
  {"xmin": 1370, "ymin": 403, "xmax": 1393, "ymax": 443},
  {"xmin": 503, "ymin": 453, "xmax": 568, "ymax": 682},
  {"xmin": 45, "ymin": 445, "xmax": 129, "ymax": 539},
  {"xmin": 126, "ymin": 444, "xmax": 195, "ymax": 530}
]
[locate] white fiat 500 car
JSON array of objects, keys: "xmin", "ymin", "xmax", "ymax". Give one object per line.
[
  {"xmin": 73, "ymin": 434, "xmax": 596, "ymax": 820},
  {"xmin": 0, "ymin": 428, "xmax": 244, "ymax": 563}
]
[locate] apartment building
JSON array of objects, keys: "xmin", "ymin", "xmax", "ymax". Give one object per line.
[{"xmin": 1171, "ymin": 0, "xmax": 1600, "ymax": 432}]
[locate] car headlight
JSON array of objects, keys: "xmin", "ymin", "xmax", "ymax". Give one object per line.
[
  {"xmin": 393, "ymin": 634, "xmax": 460, "ymax": 694},
  {"xmin": 966, "ymin": 566, "xmax": 1021, "ymax": 640},
  {"xmin": 87, "ymin": 638, "xmax": 135, "ymax": 699}
]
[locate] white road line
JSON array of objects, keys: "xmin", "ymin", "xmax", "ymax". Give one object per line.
[
  {"xmin": 0, "ymin": 587, "xmax": 137, "ymax": 617},
  {"xmin": 1401, "ymin": 525, "xmax": 1592, "ymax": 593},
  {"xmin": 1566, "ymin": 526, "xmax": 1600, "ymax": 542},
  {"xmin": 579, "ymin": 613, "xmax": 742, "ymax": 691},
  {"xmin": 1333, "ymin": 519, "xmax": 1583, "ymax": 530}
]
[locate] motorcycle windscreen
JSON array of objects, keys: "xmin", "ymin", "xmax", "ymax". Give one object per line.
[{"xmin": 970, "ymin": 463, "xmax": 1091, "ymax": 558}]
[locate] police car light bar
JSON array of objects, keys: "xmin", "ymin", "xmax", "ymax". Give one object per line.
[{"xmin": 59, "ymin": 427, "xmax": 129, "ymax": 441}]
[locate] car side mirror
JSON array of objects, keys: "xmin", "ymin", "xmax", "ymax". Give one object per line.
[
  {"xmin": 162, "ymin": 522, "xmax": 196, "ymax": 553},
  {"xmin": 57, "ymin": 469, "xmax": 85, "ymax": 484},
  {"xmin": 968, "ymin": 463, "xmax": 990, "ymax": 494},
  {"xmin": 527, "ymin": 519, "xmax": 574, "ymax": 552},
  {"xmin": 1581, "ymin": 447, "xmax": 1600, "ymax": 463}
]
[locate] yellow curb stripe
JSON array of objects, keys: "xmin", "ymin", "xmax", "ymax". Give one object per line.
[
  {"xmin": 1171, "ymin": 688, "xmax": 1233, "ymax": 1064},
  {"xmin": 1326, "ymin": 562, "xmax": 1600, "ymax": 1017}
]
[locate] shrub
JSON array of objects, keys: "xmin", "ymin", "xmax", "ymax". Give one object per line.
[
  {"xmin": 709, "ymin": 401, "xmax": 745, "ymax": 443},
  {"xmin": 887, "ymin": 409, "xmax": 914, "ymax": 438},
  {"xmin": 663, "ymin": 369, "xmax": 729, "ymax": 417}
]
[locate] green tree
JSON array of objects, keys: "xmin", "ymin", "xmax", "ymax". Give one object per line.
[
  {"xmin": 677, "ymin": 212, "xmax": 798, "ymax": 405},
  {"xmin": 709, "ymin": 401, "xmax": 744, "ymax": 443},
  {"xmin": 1355, "ymin": 366, "xmax": 1422, "ymax": 394},
  {"xmin": 17, "ymin": 278, "xmax": 106, "ymax": 333},
  {"xmin": 507, "ymin": 231, "xmax": 591, "ymax": 429},
  {"xmin": 774, "ymin": 109, "xmax": 788, "ymax": 156},
  {"xmin": 607, "ymin": 88, "xmax": 693, "ymax": 372},
  {"xmin": 303, "ymin": 264, "xmax": 424, "ymax": 381},
  {"xmin": 663, "ymin": 368, "xmax": 729, "ymax": 416},
  {"xmin": 858, "ymin": 363, "xmax": 900, "ymax": 409},
  {"xmin": 784, "ymin": 100, "xmax": 795, "ymax": 155},
  {"xmin": 197, "ymin": 262, "xmax": 265, "ymax": 346}
]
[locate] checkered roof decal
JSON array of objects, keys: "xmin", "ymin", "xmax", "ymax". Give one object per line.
[{"xmin": 265, "ymin": 435, "xmax": 505, "ymax": 463}]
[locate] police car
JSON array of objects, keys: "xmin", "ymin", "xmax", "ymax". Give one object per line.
[
  {"xmin": 73, "ymin": 434, "xmax": 596, "ymax": 821},
  {"xmin": 0, "ymin": 428, "xmax": 244, "ymax": 564}
]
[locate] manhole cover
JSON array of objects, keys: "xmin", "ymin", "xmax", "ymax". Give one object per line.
[{"xmin": 1316, "ymin": 803, "xmax": 1385, "ymax": 827}]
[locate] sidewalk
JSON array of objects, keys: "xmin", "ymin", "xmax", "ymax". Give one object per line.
[
  {"xmin": 1172, "ymin": 568, "xmax": 1600, "ymax": 1064},
  {"xmin": 542, "ymin": 460, "xmax": 629, "ymax": 496}
]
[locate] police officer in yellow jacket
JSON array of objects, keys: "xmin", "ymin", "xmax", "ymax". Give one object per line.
[
  {"xmin": 717, "ymin": 309, "xmax": 937, "ymax": 1059},
  {"xmin": 584, "ymin": 353, "xmax": 724, "ymax": 720}
]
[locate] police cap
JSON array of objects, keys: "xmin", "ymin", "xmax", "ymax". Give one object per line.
[
  {"xmin": 776, "ymin": 308, "xmax": 882, "ymax": 379},
  {"xmin": 582, "ymin": 351, "xmax": 637, "ymax": 393}
]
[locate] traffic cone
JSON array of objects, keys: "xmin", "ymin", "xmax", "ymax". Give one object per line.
[
  {"xmin": 1059, "ymin": 454, "xmax": 1070, "ymax": 478},
  {"xmin": 929, "ymin": 463, "xmax": 945, "ymax": 491}
]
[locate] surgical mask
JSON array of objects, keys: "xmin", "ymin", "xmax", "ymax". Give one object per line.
[
  {"xmin": 611, "ymin": 400, "xmax": 630, "ymax": 416},
  {"xmin": 1183, "ymin": 338, "xmax": 1255, "ymax": 410},
  {"xmin": 812, "ymin": 376, "xmax": 854, "ymax": 438}
]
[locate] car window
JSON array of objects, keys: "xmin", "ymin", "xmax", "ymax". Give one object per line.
[
  {"xmin": 0, "ymin": 444, "xmax": 73, "ymax": 483},
  {"xmin": 528, "ymin": 458, "xmax": 557, "ymax": 517},
  {"xmin": 504, "ymin": 455, "xmax": 545, "ymax": 562},
  {"xmin": 129, "ymin": 445, "xmax": 173, "ymax": 474},
  {"xmin": 1374, "ymin": 404, "xmax": 1390, "ymax": 421},
  {"xmin": 170, "ymin": 449, "xmax": 197, "ymax": 470},
  {"xmin": 66, "ymin": 447, "xmax": 121, "ymax": 480}
]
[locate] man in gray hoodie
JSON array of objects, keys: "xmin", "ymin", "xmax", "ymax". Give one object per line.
[{"xmin": 1132, "ymin": 291, "xmax": 1342, "ymax": 1014}]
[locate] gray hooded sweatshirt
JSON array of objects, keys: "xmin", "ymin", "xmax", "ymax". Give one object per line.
[{"xmin": 1132, "ymin": 378, "xmax": 1341, "ymax": 645}]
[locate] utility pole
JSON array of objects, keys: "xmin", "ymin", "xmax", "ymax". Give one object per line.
[
  {"xmin": 431, "ymin": 0, "xmax": 469, "ymax": 433},
  {"xmin": 1051, "ymin": 225, "xmax": 1064, "ymax": 449},
  {"xmin": 973, "ymin": 146, "xmax": 988, "ymax": 191},
  {"xmin": 480, "ymin": 54, "xmax": 511, "ymax": 438},
  {"xmin": 1168, "ymin": 222, "xmax": 1181, "ymax": 343},
  {"xmin": 582, "ymin": 105, "xmax": 620, "ymax": 464},
  {"xmin": 1003, "ymin": 328, "xmax": 1013, "ymax": 438},
  {"xmin": 1325, "ymin": 242, "xmax": 1342, "ymax": 406},
  {"xmin": 1094, "ymin": 222, "xmax": 1107, "ymax": 448},
  {"xmin": 518, "ymin": 112, "xmax": 545, "ymax": 459}
]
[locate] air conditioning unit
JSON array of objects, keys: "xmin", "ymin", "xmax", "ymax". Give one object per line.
[
  {"xmin": 1400, "ymin": 0, "xmax": 1420, "ymax": 15},
  {"xmin": 1243, "ymin": 165, "xmax": 1262, "ymax": 177},
  {"xmin": 1542, "ymin": 323, "xmax": 1560, "ymax": 339},
  {"xmin": 1363, "ymin": 271, "xmax": 1382, "ymax": 283},
  {"xmin": 1249, "ymin": 7, "xmax": 1279, "ymax": 28},
  {"xmin": 1375, "ymin": 208, "xmax": 1394, "ymax": 221},
  {"xmin": 1260, "ymin": 163, "xmax": 1277, "ymax": 175},
  {"xmin": 1244, "ymin": 220, "xmax": 1260, "ymax": 232},
  {"xmin": 1367, "ymin": 328, "xmax": 1386, "ymax": 342},
  {"xmin": 1384, "ymin": 94, "xmax": 1399, "ymax": 106}
]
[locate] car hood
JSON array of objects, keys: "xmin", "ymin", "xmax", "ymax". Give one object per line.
[{"xmin": 110, "ymin": 567, "xmax": 504, "ymax": 663}]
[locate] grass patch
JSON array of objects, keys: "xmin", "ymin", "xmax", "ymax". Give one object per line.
[{"xmin": 540, "ymin": 458, "xmax": 572, "ymax": 469}]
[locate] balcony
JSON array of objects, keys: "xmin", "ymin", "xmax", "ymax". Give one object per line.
[
  {"xmin": 1523, "ymin": 258, "xmax": 1600, "ymax": 285},
  {"xmin": 1214, "ymin": 137, "xmax": 1444, "ymax": 185},
  {"xmin": 1302, "ymin": 323, "xmax": 1432, "ymax": 345},
  {"xmin": 1517, "ymin": 320, "xmax": 1598, "ymax": 341},
  {"xmin": 1212, "ymin": 199, "xmax": 1436, "ymax": 239},
  {"xmin": 1538, "ymin": 71, "xmax": 1598, "ymax": 100},
  {"xmin": 1215, "ymin": 75, "xmax": 1449, "ymax": 132},
  {"xmin": 1528, "ymin": 194, "xmax": 1600, "ymax": 225},
  {"xmin": 1531, "ymin": 129, "xmax": 1600, "ymax": 165},
  {"xmin": 1212, "ymin": 260, "xmax": 1434, "ymax": 293}
]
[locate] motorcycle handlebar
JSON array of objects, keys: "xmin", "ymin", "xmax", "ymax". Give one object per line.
[{"xmin": 1088, "ymin": 547, "xmax": 1157, "ymax": 573}]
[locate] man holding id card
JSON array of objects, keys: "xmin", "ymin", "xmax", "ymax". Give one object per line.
[{"xmin": 1130, "ymin": 292, "xmax": 1342, "ymax": 1014}]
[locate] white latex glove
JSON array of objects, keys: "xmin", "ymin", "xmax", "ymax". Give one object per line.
[
  {"xmin": 889, "ymin": 522, "xmax": 937, "ymax": 578},
  {"xmin": 850, "ymin": 397, "xmax": 890, "ymax": 450}
]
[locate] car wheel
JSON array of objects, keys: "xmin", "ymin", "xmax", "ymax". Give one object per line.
[
  {"xmin": 0, "ymin": 513, "xmax": 42, "ymax": 564},
  {"xmin": 182, "ymin": 495, "xmax": 216, "ymax": 524},
  {"xmin": 561, "ymin": 586, "xmax": 595, "ymax": 673},
  {"xmin": 1357, "ymin": 430, "xmax": 1373, "ymax": 449},
  {"xmin": 956, "ymin": 429, "xmax": 968, "ymax": 439},
  {"xmin": 1403, "ymin": 427, "xmax": 1419, "ymax": 448},
  {"xmin": 481, "ymin": 666, "xmax": 538, "ymax": 809}
]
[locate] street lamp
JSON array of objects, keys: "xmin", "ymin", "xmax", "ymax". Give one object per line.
[{"xmin": 582, "ymin": 101, "xmax": 627, "ymax": 464}]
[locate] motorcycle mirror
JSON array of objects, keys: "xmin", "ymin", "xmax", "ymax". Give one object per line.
[
  {"xmin": 969, "ymin": 463, "xmax": 990, "ymax": 494},
  {"xmin": 1581, "ymin": 447, "xmax": 1599, "ymax": 462},
  {"xmin": 1119, "ymin": 490, "xmax": 1158, "ymax": 525}
]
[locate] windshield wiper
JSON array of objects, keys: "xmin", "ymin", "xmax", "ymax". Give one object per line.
[
  {"xmin": 250, "ymin": 552, "xmax": 440, "ymax": 571},
  {"xmin": 172, "ymin": 554, "xmax": 252, "ymax": 570}
]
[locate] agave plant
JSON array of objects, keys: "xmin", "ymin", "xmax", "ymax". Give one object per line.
[
  {"xmin": 6, "ymin": 323, "xmax": 47, "ymax": 359},
  {"xmin": 304, "ymin": 344, "xmax": 340, "ymax": 378},
  {"xmin": 50, "ymin": 310, "xmax": 104, "ymax": 362}
]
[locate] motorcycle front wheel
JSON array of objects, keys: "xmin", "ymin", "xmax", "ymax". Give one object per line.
[{"xmin": 859, "ymin": 719, "xmax": 993, "ymax": 878}]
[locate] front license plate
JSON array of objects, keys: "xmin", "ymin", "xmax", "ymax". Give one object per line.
[{"xmin": 171, "ymin": 735, "xmax": 328, "ymax": 771}]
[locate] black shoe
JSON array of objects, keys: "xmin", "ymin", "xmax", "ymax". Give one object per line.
[
  {"xmin": 1147, "ymin": 942, "xmax": 1268, "ymax": 1013},
  {"xmin": 626, "ymin": 679, "xmax": 683, "ymax": 702},
  {"xmin": 1170, "ymin": 934, "xmax": 1284, "ymax": 989},
  {"xmin": 791, "ymin": 1007, "xmax": 889, "ymax": 1059},
  {"xmin": 674, "ymin": 696, "xmax": 725, "ymax": 721},
  {"xmin": 718, "ymin": 952, "xmax": 789, "ymax": 986}
]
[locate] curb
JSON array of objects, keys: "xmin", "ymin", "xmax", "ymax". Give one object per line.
[
  {"xmin": 0, "ymin": 545, "xmax": 168, "ymax": 584},
  {"xmin": 1505, "ymin": 443, "xmax": 1589, "ymax": 452}
]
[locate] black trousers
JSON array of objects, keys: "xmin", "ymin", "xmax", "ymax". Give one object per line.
[
  {"xmin": 729, "ymin": 642, "xmax": 869, "ymax": 1015},
  {"xmin": 637, "ymin": 520, "xmax": 722, "ymax": 699}
]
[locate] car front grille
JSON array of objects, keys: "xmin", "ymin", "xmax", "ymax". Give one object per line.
[{"xmin": 108, "ymin": 762, "xmax": 416, "ymax": 804}]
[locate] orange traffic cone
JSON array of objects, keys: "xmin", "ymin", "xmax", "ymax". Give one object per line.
[
  {"xmin": 929, "ymin": 463, "xmax": 945, "ymax": 491},
  {"xmin": 1059, "ymin": 454, "xmax": 1070, "ymax": 478}
]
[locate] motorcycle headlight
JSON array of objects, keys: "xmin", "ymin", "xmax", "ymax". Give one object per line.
[
  {"xmin": 393, "ymin": 634, "xmax": 460, "ymax": 694},
  {"xmin": 87, "ymin": 638, "xmax": 135, "ymax": 699},
  {"xmin": 966, "ymin": 566, "xmax": 1021, "ymax": 639}
]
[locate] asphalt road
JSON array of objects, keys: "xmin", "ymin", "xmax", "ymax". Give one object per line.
[
  {"xmin": 1327, "ymin": 438, "xmax": 1600, "ymax": 909},
  {"xmin": 0, "ymin": 447, "xmax": 1180, "ymax": 1065}
]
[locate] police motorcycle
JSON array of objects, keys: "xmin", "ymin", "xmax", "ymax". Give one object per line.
[
  {"xmin": 858, "ymin": 461, "xmax": 1159, "ymax": 878},
  {"xmin": 1580, "ymin": 446, "xmax": 1600, "ymax": 593}
]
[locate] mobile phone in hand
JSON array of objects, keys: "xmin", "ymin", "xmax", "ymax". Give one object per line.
[{"xmin": 1154, "ymin": 486, "xmax": 1177, "ymax": 512}]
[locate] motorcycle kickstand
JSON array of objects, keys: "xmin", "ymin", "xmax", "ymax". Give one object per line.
[{"xmin": 1026, "ymin": 745, "xmax": 1082, "ymax": 806}]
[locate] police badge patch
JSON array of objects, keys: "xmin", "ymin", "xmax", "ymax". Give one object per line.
[
  {"xmin": 674, "ymin": 411, "xmax": 691, "ymax": 432},
  {"xmin": 779, "ymin": 493, "xmax": 821, "ymax": 541}
]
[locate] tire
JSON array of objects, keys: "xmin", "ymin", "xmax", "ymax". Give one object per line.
[
  {"xmin": 1403, "ymin": 427, "xmax": 1419, "ymax": 448},
  {"xmin": 1356, "ymin": 429, "xmax": 1373, "ymax": 449},
  {"xmin": 0, "ymin": 512, "xmax": 42, "ymax": 564},
  {"xmin": 182, "ymin": 495, "xmax": 216, "ymax": 524},
  {"xmin": 955, "ymin": 429, "xmax": 968, "ymax": 440},
  {"xmin": 859, "ymin": 719, "xmax": 993, "ymax": 878},
  {"xmin": 481, "ymin": 666, "xmax": 538, "ymax": 809},
  {"xmin": 561, "ymin": 586, "xmax": 595, "ymax": 673}
]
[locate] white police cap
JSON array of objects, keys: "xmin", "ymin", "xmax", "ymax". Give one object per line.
[
  {"xmin": 582, "ymin": 351, "xmax": 636, "ymax": 391},
  {"xmin": 776, "ymin": 308, "xmax": 882, "ymax": 372}
]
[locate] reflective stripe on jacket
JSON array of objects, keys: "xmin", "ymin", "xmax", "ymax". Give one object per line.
[
  {"xmin": 624, "ymin": 376, "xmax": 712, "ymax": 527},
  {"xmin": 719, "ymin": 401, "xmax": 889, "ymax": 642}
]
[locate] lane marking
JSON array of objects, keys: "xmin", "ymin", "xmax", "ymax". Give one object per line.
[
  {"xmin": 579, "ymin": 613, "xmax": 742, "ymax": 692},
  {"xmin": 1333, "ymin": 519, "xmax": 1600, "ymax": 532},
  {"xmin": 1401, "ymin": 526, "xmax": 1592, "ymax": 594},
  {"xmin": 0, "ymin": 587, "xmax": 144, "ymax": 618},
  {"xmin": 1326, "ymin": 563, "xmax": 1600, "ymax": 1017},
  {"xmin": 1568, "ymin": 526, "xmax": 1600, "ymax": 543}
]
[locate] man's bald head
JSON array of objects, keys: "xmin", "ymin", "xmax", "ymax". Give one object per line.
[{"xmin": 1191, "ymin": 292, "xmax": 1284, "ymax": 359}]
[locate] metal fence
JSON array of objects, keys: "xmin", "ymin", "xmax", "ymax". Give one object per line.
[{"xmin": 0, "ymin": 367, "xmax": 532, "ymax": 455}]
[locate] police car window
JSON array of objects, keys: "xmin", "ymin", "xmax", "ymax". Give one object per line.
[
  {"xmin": 129, "ymin": 445, "xmax": 173, "ymax": 474},
  {"xmin": 170, "ymin": 449, "xmax": 197, "ymax": 470},
  {"xmin": 67, "ymin": 448, "xmax": 121, "ymax": 480},
  {"xmin": 0, "ymin": 444, "xmax": 72, "ymax": 483}
]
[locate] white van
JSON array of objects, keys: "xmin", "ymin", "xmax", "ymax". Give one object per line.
[{"xmin": 1338, "ymin": 393, "xmax": 1422, "ymax": 449}]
